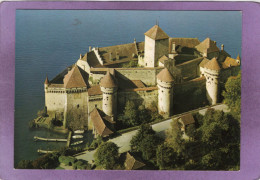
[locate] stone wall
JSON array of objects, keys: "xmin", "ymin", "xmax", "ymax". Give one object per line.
[
  {"xmin": 155, "ymin": 38, "xmax": 169, "ymax": 66},
  {"xmin": 144, "ymin": 36, "xmax": 156, "ymax": 67},
  {"xmin": 176, "ymin": 57, "xmax": 203, "ymax": 80},
  {"xmin": 118, "ymin": 88, "xmax": 158, "ymax": 112},
  {"xmin": 45, "ymin": 90, "xmax": 66, "ymax": 113},
  {"xmin": 173, "ymin": 77, "xmax": 207, "ymax": 114},
  {"xmin": 116, "ymin": 68, "xmax": 163, "ymax": 86},
  {"xmin": 66, "ymin": 91, "xmax": 88, "ymax": 129}
]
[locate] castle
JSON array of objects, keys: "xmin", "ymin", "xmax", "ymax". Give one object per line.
[{"xmin": 44, "ymin": 25, "xmax": 240, "ymax": 137}]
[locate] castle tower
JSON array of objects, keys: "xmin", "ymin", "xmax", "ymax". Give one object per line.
[
  {"xmin": 144, "ymin": 25, "xmax": 169, "ymax": 67},
  {"xmin": 100, "ymin": 71, "xmax": 118, "ymax": 118},
  {"xmin": 157, "ymin": 68, "xmax": 174, "ymax": 117},
  {"xmin": 204, "ymin": 57, "xmax": 221, "ymax": 105}
]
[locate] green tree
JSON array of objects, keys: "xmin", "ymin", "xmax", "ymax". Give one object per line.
[
  {"xmin": 94, "ymin": 142, "xmax": 119, "ymax": 170},
  {"xmin": 130, "ymin": 124, "xmax": 155, "ymax": 152},
  {"xmin": 197, "ymin": 109, "xmax": 240, "ymax": 170},
  {"xmin": 138, "ymin": 105, "xmax": 152, "ymax": 124},
  {"xmin": 156, "ymin": 143, "xmax": 178, "ymax": 170},
  {"xmin": 130, "ymin": 124, "xmax": 162, "ymax": 161},
  {"xmin": 124, "ymin": 100, "xmax": 139, "ymax": 126},
  {"xmin": 166, "ymin": 119, "xmax": 185, "ymax": 155},
  {"xmin": 186, "ymin": 124, "xmax": 196, "ymax": 140},
  {"xmin": 222, "ymin": 71, "xmax": 241, "ymax": 120}
]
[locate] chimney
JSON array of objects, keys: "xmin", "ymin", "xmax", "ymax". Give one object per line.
[
  {"xmin": 109, "ymin": 52, "xmax": 113, "ymax": 61},
  {"xmin": 116, "ymin": 52, "xmax": 119, "ymax": 60},
  {"xmin": 213, "ymin": 41, "xmax": 216, "ymax": 45},
  {"xmin": 89, "ymin": 46, "xmax": 92, "ymax": 52},
  {"xmin": 221, "ymin": 44, "xmax": 224, "ymax": 51},
  {"xmin": 134, "ymin": 38, "xmax": 136, "ymax": 44},
  {"xmin": 80, "ymin": 54, "xmax": 82, "ymax": 59},
  {"xmin": 172, "ymin": 42, "xmax": 176, "ymax": 53}
]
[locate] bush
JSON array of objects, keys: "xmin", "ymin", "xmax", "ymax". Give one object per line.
[
  {"xmin": 72, "ymin": 160, "xmax": 91, "ymax": 170},
  {"xmin": 17, "ymin": 160, "xmax": 33, "ymax": 169},
  {"xmin": 90, "ymin": 136, "xmax": 103, "ymax": 149},
  {"xmin": 37, "ymin": 106, "xmax": 48, "ymax": 117},
  {"xmin": 58, "ymin": 156, "xmax": 77, "ymax": 166}
]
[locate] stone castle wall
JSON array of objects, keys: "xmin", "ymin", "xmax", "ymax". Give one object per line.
[
  {"xmin": 144, "ymin": 36, "xmax": 156, "ymax": 67},
  {"xmin": 118, "ymin": 88, "xmax": 158, "ymax": 110},
  {"xmin": 177, "ymin": 57, "xmax": 203, "ymax": 80},
  {"xmin": 116, "ymin": 68, "xmax": 163, "ymax": 86},
  {"xmin": 45, "ymin": 89, "xmax": 66, "ymax": 113}
]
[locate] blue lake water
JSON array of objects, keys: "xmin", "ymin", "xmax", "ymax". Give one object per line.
[{"xmin": 15, "ymin": 10, "xmax": 241, "ymax": 166}]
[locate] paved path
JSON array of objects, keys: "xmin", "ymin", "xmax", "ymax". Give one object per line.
[{"xmin": 75, "ymin": 104, "xmax": 229, "ymax": 162}]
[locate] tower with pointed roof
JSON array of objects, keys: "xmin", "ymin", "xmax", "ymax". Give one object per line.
[
  {"xmin": 204, "ymin": 57, "xmax": 221, "ymax": 105},
  {"xmin": 144, "ymin": 25, "xmax": 169, "ymax": 67},
  {"xmin": 100, "ymin": 71, "xmax": 118, "ymax": 117},
  {"xmin": 157, "ymin": 68, "xmax": 174, "ymax": 117}
]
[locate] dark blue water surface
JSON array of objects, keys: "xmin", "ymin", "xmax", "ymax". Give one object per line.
[{"xmin": 15, "ymin": 10, "xmax": 241, "ymax": 166}]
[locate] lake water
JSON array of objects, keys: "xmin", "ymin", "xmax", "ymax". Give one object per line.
[{"xmin": 14, "ymin": 10, "xmax": 241, "ymax": 166}]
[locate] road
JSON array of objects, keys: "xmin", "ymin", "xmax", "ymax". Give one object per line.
[{"xmin": 75, "ymin": 104, "xmax": 229, "ymax": 163}]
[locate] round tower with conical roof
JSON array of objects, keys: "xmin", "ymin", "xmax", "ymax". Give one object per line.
[
  {"xmin": 144, "ymin": 25, "xmax": 169, "ymax": 67},
  {"xmin": 157, "ymin": 68, "xmax": 174, "ymax": 117},
  {"xmin": 100, "ymin": 71, "xmax": 118, "ymax": 117},
  {"xmin": 204, "ymin": 57, "xmax": 221, "ymax": 105}
]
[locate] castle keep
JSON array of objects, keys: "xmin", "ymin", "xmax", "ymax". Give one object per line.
[{"xmin": 44, "ymin": 25, "xmax": 240, "ymax": 137}]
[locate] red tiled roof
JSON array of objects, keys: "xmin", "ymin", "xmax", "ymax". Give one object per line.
[
  {"xmin": 195, "ymin": 38, "xmax": 219, "ymax": 53},
  {"xmin": 236, "ymin": 54, "xmax": 241, "ymax": 61},
  {"xmin": 88, "ymin": 85, "xmax": 102, "ymax": 96},
  {"xmin": 157, "ymin": 68, "xmax": 174, "ymax": 82},
  {"xmin": 169, "ymin": 38, "xmax": 200, "ymax": 49},
  {"xmin": 90, "ymin": 108, "xmax": 114, "ymax": 137},
  {"xmin": 63, "ymin": 65, "xmax": 89, "ymax": 88},
  {"xmin": 222, "ymin": 57, "xmax": 240, "ymax": 69},
  {"xmin": 99, "ymin": 71, "xmax": 117, "ymax": 88},
  {"xmin": 124, "ymin": 152, "xmax": 145, "ymax": 170},
  {"xmin": 204, "ymin": 57, "xmax": 221, "ymax": 71},
  {"xmin": 44, "ymin": 76, "xmax": 49, "ymax": 84},
  {"xmin": 199, "ymin": 58, "xmax": 210, "ymax": 67},
  {"xmin": 144, "ymin": 25, "xmax": 169, "ymax": 40},
  {"xmin": 159, "ymin": 55, "xmax": 168, "ymax": 63},
  {"xmin": 179, "ymin": 114, "xmax": 195, "ymax": 126}
]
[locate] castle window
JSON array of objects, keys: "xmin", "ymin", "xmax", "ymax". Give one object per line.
[
  {"xmin": 77, "ymin": 104, "xmax": 79, "ymax": 108},
  {"xmin": 95, "ymin": 104, "xmax": 97, "ymax": 108}
]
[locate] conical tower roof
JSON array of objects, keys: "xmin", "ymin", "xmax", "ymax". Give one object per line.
[
  {"xmin": 204, "ymin": 57, "xmax": 221, "ymax": 71},
  {"xmin": 63, "ymin": 65, "xmax": 88, "ymax": 88},
  {"xmin": 44, "ymin": 75, "xmax": 49, "ymax": 84},
  {"xmin": 236, "ymin": 54, "xmax": 241, "ymax": 61},
  {"xmin": 100, "ymin": 71, "xmax": 117, "ymax": 88},
  {"xmin": 157, "ymin": 68, "xmax": 174, "ymax": 82},
  {"xmin": 144, "ymin": 25, "xmax": 169, "ymax": 40}
]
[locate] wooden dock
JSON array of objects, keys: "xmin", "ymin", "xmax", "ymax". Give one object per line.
[
  {"xmin": 66, "ymin": 131, "xmax": 72, "ymax": 147},
  {"xmin": 37, "ymin": 149, "xmax": 58, "ymax": 154},
  {"xmin": 34, "ymin": 136, "xmax": 67, "ymax": 142}
]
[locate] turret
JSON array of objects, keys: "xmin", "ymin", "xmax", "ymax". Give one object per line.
[
  {"xmin": 236, "ymin": 54, "xmax": 241, "ymax": 65},
  {"xmin": 157, "ymin": 68, "xmax": 174, "ymax": 117},
  {"xmin": 44, "ymin": 75, "xmax": 49, "ymax": 91},
  {"xmin": 144, "ymin": 25, "xmax": 169, "ymax": 67},
  {"xmin": 204, "ymin": 57, "xmax": 221, "ymax": 105},
  {"xmin": 100, "ymin": 71, "xmax": 118, "ymax": 118}
]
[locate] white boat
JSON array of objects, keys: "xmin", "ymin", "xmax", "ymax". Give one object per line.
[
  {"xmin": 71, "ymin": 140, "xmax": 83, "ymax": 146},
  {"xmin": 72, "ymin": 135, "xmax": 83, "ymax": 139},
  {"xmin": 74, "ymin": 130, "xmax": 84, "ymax": 134}
]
